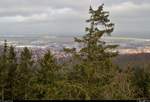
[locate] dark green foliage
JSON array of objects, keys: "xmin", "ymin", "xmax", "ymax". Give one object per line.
[
  {"xmin": 131, "ymin": 66, "xmax": 150, "ymax": 98},
  {"xmin": 101, "ymin": 66, "xmax": 135, "ymax": 99},
  {"xmin": 0, "ymin": 42, "xmax": 18, "ymax": 100},
  {"xmin": 0, "ymin": 40, "xmax": 8, "ymax": 101},
  {"xmin": 14, "ymin": 47, "xmax": 34, "ymax": 100},
  {"xmin": 31, "ymin": 50, "xmax": 60, "ymax": 99},
  {"xmin": 4, "ymin": 46, "xmax": 17, "ymax": 100}
]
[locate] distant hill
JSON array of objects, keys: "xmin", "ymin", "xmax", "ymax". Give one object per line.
[{"xmin": 113, "ymin": 53, "xmax": 150, "ymax": 68}]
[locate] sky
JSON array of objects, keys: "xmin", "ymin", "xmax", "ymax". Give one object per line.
[{"xmin": 0, "ymin": 0, "xmax": 150, "ymax": 38}]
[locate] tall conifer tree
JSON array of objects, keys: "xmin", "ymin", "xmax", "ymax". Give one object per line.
[
  {"xmin": 32, "ymin": 50, "xmax": 59, "ymax": 99},
  {"xmin": 0, "ymin": 40, "xmax": 8, "ymax": 101},
  {"xmin": 15, "ymin": 47, "xmax": 33, "ymax": 100},
  {"xmin": 65, "ymin": 4, "xmax": 118, "ymax": 99},
  {"xmin": 4, "ymin": 46, "xmax": 17, "ymax": 100}
]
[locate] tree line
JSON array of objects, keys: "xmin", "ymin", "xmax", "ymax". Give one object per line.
[{"xmin": 0, "ymin": 4, "xmax": 150, "ymax": 100}]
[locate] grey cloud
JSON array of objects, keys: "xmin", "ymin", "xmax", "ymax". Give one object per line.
[
  {"xmin": 0, "ymin": 7, "xmax": 78, "ymax": 23},
  {"xmin": 104, "ymin": 1, "xmax": 150, "ymax": 36},
  {"xmin": 0, "ymin": 0, "xmax": 149, "ymax": 37}
]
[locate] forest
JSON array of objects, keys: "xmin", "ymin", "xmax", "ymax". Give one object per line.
[{"xmin": 0, "ymin": 4, "xmax": 150, "ymax": 100}]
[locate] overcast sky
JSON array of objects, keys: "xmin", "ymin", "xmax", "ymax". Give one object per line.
[{"xmin": 0, "ymin": 0, "xmax": 150, "ymax": 38}]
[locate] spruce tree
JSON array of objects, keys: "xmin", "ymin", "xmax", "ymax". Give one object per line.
[
  {"xmin": 0, "ymin": 40, "xmax": 8, "ymax": 101},
  {"xmin": 32, "ymin": 50, "xmax": 59, "ymax": 99},
  {"xmin": 65, "ymin": 4, "xmax": 118, "ymax": 99},
  {"xmin": 15, "ymin": 47, "xmax": 33, "ymax": 100},
  {"xmin": 4, "ymin": 46, "xmax": 17, "ymax": 100}
]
